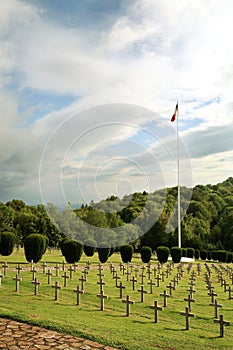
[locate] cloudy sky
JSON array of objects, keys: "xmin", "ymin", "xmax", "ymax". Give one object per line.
[{"xmin": 1, "ymin": 0, "xmax": 233, "ymax": 207}]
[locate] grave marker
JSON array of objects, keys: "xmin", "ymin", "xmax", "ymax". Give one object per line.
[
  {"xmin": 97, "ymin": 289, "xmax": 108, "ymax": 311},
  {"xmin": 62, "ymin": 271, "xmax": 69, "ymax": 287},
  {"xmin": 52, "ymin": 281, "xmax": 62, "ymax": 301},
  {"xmin": 214, "ymin": 314, "xmax": 230, "ymax": 337},
  {"xmin": 73, "ymin": 285, "xmax": 84, "ymax": 305},
  {"xmin": 138, "ymin": 285, "xmax": 147, "ymax": 302},
  {"xmin": 150, "ymin": 300, "xmax": 163, "ymax": 323},
  {"xmin": 13, "ymin": 274, "xmax": 22, "ymax": 292},
  {"xmin": 160, "ymin": 290, "xmax": 170, "ymax": 307},
  {"xmin": 46, "ymin": 269, "xmax": 53, "ymax": 284},
  {"xmin": 180, "ymin": 306, "xmax": 194, "ymax": 330},
  {"xmin": 130, "ymin": 276, "xmax": 137, "ymax": 290},
  {"xmin": 117, "ymin": 281, "xmax": 126, "ymax": 299},
  {"xmin": 184, "ymin": 294, "xmax": 195, "ymax": 312},
  {"xmin": 122, "ymin": 295, "xmax": 134, "ymax": 316},
  {"xmin": 31, "ymin": 277, "xmax": 41, "ymax": 295}
]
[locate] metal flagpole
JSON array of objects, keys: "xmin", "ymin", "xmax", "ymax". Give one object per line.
[{"xmin": 176, "ymin": 103, "xmax": 181, "ymax": 248}]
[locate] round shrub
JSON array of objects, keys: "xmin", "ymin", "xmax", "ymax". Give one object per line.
[
  {"xmin": 156, "ymin": 246, "xmax": 170, "ymax": 264},
  {"xmin": 24, "ymin": 234, "xmax": 47, "ymax": 263},
  {"xmin": 200, "ymin": 249, "xmax": 207, "ymax": 261},
  {"xmin": 61, "ymin": 239, "xmax": 83, "ymax": 263},
  {"xmin": 207, "ymin": 251, "xmax": 212, "ymax": 261},
  {"xmin": 0, "ymin": 232, "xmax": 15, "ymax": 256},
  {"xmin": 83, "ymin": 238, "xmax": 97, "ymax": 257},
  {"xmin": 140, "ymin": 246, "xmax": 152, "ymax": 263},
  {"xmin": 97, "ymin": 242, "xmax": 111, "ymax": 263},
  {"xmin": 182, "ymin": 248, "xmax": 187, "ymax": 257},
  {"xmin": 212, "ymin": 251, "xmax": 218, "ymax": 261},
  {"xmin": 120, "ymin": 244, "xmax": 134, "ymax": 263},
  {"xmin": 187, "ymin": 248, "xmax": 195, "ymax": 259},
  {"xmin": 194, "ymin": 249, "xmax": 200, "ymax": 260},
  {"xmin": 170, "ymin": 247, "xmax": 182, "ymax": 263},
  {"xmin": 226, "ymin": 252, "xmax": 233, "ymax": 263},
  {"xmin": 217, "ymin": 250, "xmax": 228, "ymax": 263}
]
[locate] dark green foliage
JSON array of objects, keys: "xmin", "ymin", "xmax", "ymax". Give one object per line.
[
  {"xmin": 60, "ymin": 238, "xmax": 69, "ymax": 256},
  {"xmin": 226, "ymin": 252, "xmax": 233, "ymax": 263},
  {"xmin": 212, "ymin": 250, "xmax": 218, "ymax": 261},
  {"xmin": 140, "ymin": 246, "xmax": 152, "ymax": 263},
  {"xmin": 156, "ymin": 246, "xmax": 170, "ymax": 264},
  {"xmin": 217, "ymin": 250, "xmax": 228, "ymax": 263},
  {"xmin": 97, "ymin": 242, "xmax": 111, "ymax": 263},
  {"xmin": 61, "ymin": 239, "xmax": 83, "ymax": 263},
  {"xmin": 200, "ymin": 249, "xmax": 207, "ymax": 260},
  {"xmin": 120, "ymin": 244, "xmax": 134, "ymax": 263},
  {"xmin": 187, "ymin": 247, "xmax": 194, "ymax": 259},
  {"xmin": 0, "ymin": 232, "xmax": 15, "ymax": 256},
  {"xmin": 24, "ymin": 234, "xmax": 47, "ymax": 263},
  {"xmin": 83, "ymin": 238, "xmax": 97, "ymax": 257},
  {"xmin": 170, "ymin": 247, "xmax": 182, "ymax": 263},
  {"xmin": 207, "ymin": 251, "xmax": 212, "ymax": 260},
  {"xmin": 194, "ymin": 249, "xmax": 200, "ymax": 259},
  {"xmin": 182, "ymin": 248, "xmax": 187, "ymax": 257}
]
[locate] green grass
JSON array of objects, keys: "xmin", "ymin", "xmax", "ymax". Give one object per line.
[{"xmin": 0, "ymin": 249, "xmax": 233, "ymax": 350}]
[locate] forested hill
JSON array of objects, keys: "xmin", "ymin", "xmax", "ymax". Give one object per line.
[{"xmin": 1, "ymin": 177, "xmax": 233, "ymax": 251}]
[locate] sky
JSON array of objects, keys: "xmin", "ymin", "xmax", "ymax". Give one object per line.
[{"xmin": 1, "ymin": 0, "xmax": 233, "ymax": 207}]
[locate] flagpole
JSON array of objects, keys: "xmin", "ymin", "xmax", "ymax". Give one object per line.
[{"xmin": 176, "ymin": 104, "xmax": 181, "ymax": 248}]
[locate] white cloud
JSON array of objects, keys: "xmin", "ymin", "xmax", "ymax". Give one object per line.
[{"xmin": 0, "ymin": 0, "xmax": 233, "ymax": 204}]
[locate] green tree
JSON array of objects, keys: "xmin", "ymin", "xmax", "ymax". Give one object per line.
[
  {"xmin": 120, "ymin": 244, "xmax": 134, "ymax": 263},
  {"xmin": 0, "ymin": 232, "xmax": 15, "ymax": 256},
  {"xmin": 24, "ymin": 234, "xmax": 47, "ymax": 263},
  {"xmin": 156, "ymin": 246, "xmax": 170, "ymax": 264}
]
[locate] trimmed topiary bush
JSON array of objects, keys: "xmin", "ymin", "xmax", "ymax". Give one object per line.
[
  {"xmin": 212, "ymin": 250, "xmax": 218, "ymax": 261},
  {"xmin": 24, "ymin": 234, "xmax": 47, "ymax": 263},
  {"xmin": 120, "ymin": 244, "xmax": 134, "ymax": 263},
  {"xmin": 182, "ymin": 248, "xmax": 187, "ymax": 257},
  {"xmin": 97, "ymin": 242, "xmax": 111, "ymax": 263},
  {"xmin": 83, "ymin": 238, "xmax": 97, "ymax": 257},
  {"xmin": 0, "ymin": 232, "xmax": 15, "ymax": 256},
  {"xmin": 140, "ymin": 246, "xmax": 152, "ymax": 263},
  {"xmin": 194, "ymin": 249, "xmax": 200, "ymax": 260},
  {"xmin": 61, "ymin": 239, "xmax": 83, "ymax": 263},
  {"xmin": 187, "ymin": 248, "xmax": 195, "ymax": 259},
  {"xmin": 226, "ymin": 252, "xmax": 233, "ymax": 263},
  {"xmin": 156, "ymin": 246, "xmax": 170, "ymax": 264},
  {"xmin": 170, "ymin": 247, "xmax": 182, "ymax": 263},
  {"xmin": 207, "ymin": 251, "xmax": 212, "ymax": 261},
  {"xmin": 217, "ymin": 250, "xmax": 228, "ymax": 263},
  {"xmin": 200, "ymin": 249, "xmax": 207, "ymax": 261}
]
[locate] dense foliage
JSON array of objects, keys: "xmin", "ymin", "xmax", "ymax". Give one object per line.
[
  {"xmin": 61, "ymin": 239, "xmax": 83, "ymax": 263},
  {"xmin": 156, "ymin": 246, "xmax": 170, "ymax": 264},
  {"xmin": 24, "ymin": 234, "xmax": 47, "ymax": 263},
  {"xmin": 140, "ymin": 246, "xmax": 152, "ymax": 263},
  {"xmin": 170, "ymin": 247, "xmax": 182, "ymax": 263},
  {"xmin": 1, "ymin": 177, "xmax": 233, "ymax": 253},
  {"xmin": 0, "ymin": 232, "xmax": 15, "ymax": 256},
  {"xmin": 120, "ymin": 244, "xmax": 134, "ymax": 263}
]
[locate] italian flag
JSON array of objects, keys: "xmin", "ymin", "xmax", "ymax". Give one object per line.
[{"xmin": 171, "ymin": 102, "xmax": 178, "ymax": 122}]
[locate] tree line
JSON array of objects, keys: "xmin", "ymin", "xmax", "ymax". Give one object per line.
[{"xmin": 0, "ymin": 177, "xmax": 233, "ymax": 253}]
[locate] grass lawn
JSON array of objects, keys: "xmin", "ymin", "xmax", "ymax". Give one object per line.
[{"xmin": 0, "ymin": 249, "xmax": 232, "ymax": 350}]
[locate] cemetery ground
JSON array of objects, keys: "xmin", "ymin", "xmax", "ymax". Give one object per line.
[{"xmin": 0, "ymin": 249, "xmax": 232, "ymax": 350}]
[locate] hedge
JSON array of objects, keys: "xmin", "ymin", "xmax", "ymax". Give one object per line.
[
  {"xmin": 170, "ymin": 247, "xmax": 182, "ymax": 263},
  {"xmin": 156, "ymin": 246, "xmax": 170, "ymax": 264},
  {"xmin": 24, "ymin": 234, "xmax": 47, "ymax": 263},
  {"xmin": 120, "ymin": 244, "xmax": 134, "ymax": 263},
  {"xmin": 0, "ymin": 232, "xmax": 15, "ymax": 256},
  {"xmin": 140, "ymin": 246, "xmax": 152, "ymax": 263}
]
